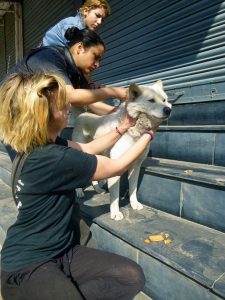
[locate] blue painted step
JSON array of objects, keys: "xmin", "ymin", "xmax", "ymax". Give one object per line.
[
  {"xmin": 0, "ymin": 151, "xmax": 12, "ymax": 187},
  {"xmin": 138, "ymin": 157, "xmax": 225, "ymax": 233},
  {"xmin": 88, "ymin": 200, "xmax": 225, "ymax": 300},
  {"xmin": 151, "ymin": 126, "xmax": 225, "ymax": 166}
]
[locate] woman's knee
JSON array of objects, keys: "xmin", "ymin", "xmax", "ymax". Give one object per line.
[{"xmin": 126, "ymin": 261, "xmax": 145, "ymax": 290}]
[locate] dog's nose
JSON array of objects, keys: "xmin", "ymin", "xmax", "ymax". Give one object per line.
[{"xmin": 163, "ymin": 106, "xmax": 172, "ymax": 116}]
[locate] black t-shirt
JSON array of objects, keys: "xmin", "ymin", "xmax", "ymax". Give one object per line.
[
  {"xmin": 1, "ymin": 143, "xmax": 97, "ymax": 272},
  {"xmin": 0, "ymin": 46, "xmax": 89, "ymax": 89}
]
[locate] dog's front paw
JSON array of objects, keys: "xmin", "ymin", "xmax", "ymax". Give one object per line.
[
  {"xmin": 131, "ymin": 201, "xmax": 143, "ymax": 210},
  {"xmin": 76, "ymin": 188, "xmax": 85, "ymax": 198},
  {"xmin": 111, "ymin": 211, "xmax": 124, "ymax": 221}
]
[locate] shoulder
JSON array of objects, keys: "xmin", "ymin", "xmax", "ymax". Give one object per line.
[
  {"xmin": 60, "ymin": 13, "xmax": 85, "ymax": 29},
  {"xmin": 30, "ymin": 143, "xmax": 95, "ymax": 164},
  {"xmin": 30, "ymin": 143, "xmax": 67, "ymax": 160},
  {"xmin": 25, "ymin": 144, "xmax": 97, "ymax": 188},
  {"xmin": 28, "ymin": 47, "xmax": 67, "ymax": 70},
  {"xmin": 27, "ymin": 46, "xmax": 64, "ymax": 61},
  {"xmin": 52, "ymin": 14, "xmax": 79, "ymax": 25},
  {"xmin": 27, "ymin": 144, "xmax": 77, "ymax": 168}
]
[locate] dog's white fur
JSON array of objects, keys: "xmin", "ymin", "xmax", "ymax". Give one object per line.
[{"xmin": 72, "ymin": 80, "xmax": 172, "ymax": 220}]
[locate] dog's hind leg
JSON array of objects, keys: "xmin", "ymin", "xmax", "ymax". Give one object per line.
[
  {"xmin": 108, "ymin": 176, "xmax": 123, "ymax": 220},
  {"xmin": 128, "ymin": 159, "xmax": 144, "ymax": 211}
]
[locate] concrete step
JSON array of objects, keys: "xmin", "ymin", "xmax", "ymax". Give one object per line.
[
  {"xmin": 138, "ymin": 157, "xmax": 225, "ymax": 233},
  {"xmin": 81, "ymin": 191, "xmax": 225, "ymax": 300},
  {"xmin": 0, "ymin": 179, "xmax": 18, "ymax": 300},
  {"xmin": 0, "ymin": 151, "xmax": 12, "ymax": 186},
  {"xmin": 0, "ymin": 141, "xmax": 6, "ymax": 154},
  {"xmin": 151, "ymin": 126, "xmax": 225, "ymax": 167},
  {"xmin": 0, "ymin": 179, "xmax": 17, "ymax": 250}
]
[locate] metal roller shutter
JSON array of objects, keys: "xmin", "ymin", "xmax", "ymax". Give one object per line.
[
  {"xmin": 4, "ymin": 10, "xmax": 15, "ymax": 72},
  {"xmin": 23, "ymin": 0, "xmax": 83, "ymax": 54},
  {"xmin": 94, "ymin": 0, "xmax": 225, "ymax": 95},
  {"xmin": 0, "ymin": 26, "xmax": 6, "ymax": 77}
]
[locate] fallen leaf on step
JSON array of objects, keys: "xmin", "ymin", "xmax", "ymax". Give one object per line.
[
  {"xmin": 144, "ymin": 232, "xmax": 172, "ymax": 245},
  {"xmin": 144, "ymin": 239, "xmax": 151, "ymax": 244},
  {"xmin": 164, "ymin": 239, "xmax": 172, "ymax": 244},
  {"xmin": 184, "ymin": 169, "xmax": 193, "ymax": 174}
]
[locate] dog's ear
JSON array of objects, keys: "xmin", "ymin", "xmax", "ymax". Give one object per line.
[
  {"xmin": 129, "ymin": 83, "xmax": 142, "ymax": 101},
  {"xmin": 154, "ymin": 80, "xmax": 163, "ymax": 88}
]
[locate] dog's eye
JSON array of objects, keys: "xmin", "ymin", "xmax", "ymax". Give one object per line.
[
  {"xmin": 149, "ymin": 99, "xmax": 155, "ymax": 103},
  {"xmin": 163, "ymin": 99, "xmax": 166, "ymax": 102}
]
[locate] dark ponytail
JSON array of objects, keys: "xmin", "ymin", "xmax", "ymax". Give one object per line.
[{"xmin": 65, "ymin": 27, "xmax": 105, "ymax": 49}]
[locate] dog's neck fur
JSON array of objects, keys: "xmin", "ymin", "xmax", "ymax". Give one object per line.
[{"xmin": 116, "ymin": 102, "xmax": 161, "ymax": 139}]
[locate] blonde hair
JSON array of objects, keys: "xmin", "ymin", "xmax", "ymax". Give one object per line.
[
  {"xmin": 0, "ymin": 72, "xmax": 66, "ymax": 153},
  {"xmin": 79, "ymin": 0, "xmax": 111, "ymax": 18}
]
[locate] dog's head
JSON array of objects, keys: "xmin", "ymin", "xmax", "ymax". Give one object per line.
[{"xmin": 126, "ymin": 80, "xmax": 172, "ymax": 129}]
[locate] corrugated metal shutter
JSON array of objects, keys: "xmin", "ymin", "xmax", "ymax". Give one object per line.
[
  {"xmin": 23, "ymin": 0, "xmax": 83, "ymax": 54},
  {"xmin": 0, "ymin": 25, "xmax": 6, "ymax": 77},
  {"xmin": 4, "ymin": 10, "xmax": 16, "ymax": 72},
  {"xmin": 94, "ymin": 0, "xmax": 225, "ymax": 93}
]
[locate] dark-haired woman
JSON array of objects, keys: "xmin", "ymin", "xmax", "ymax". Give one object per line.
[
  {"xmin": 1, "ymin": 27, "xmax": 127, "ymax": 160},
  {"xmin": 3, "ymin": 27, "xmax": 126, "ymax": 109}
]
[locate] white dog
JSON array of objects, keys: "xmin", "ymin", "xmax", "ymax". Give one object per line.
[{"xmin": 72, "ymin": 80, "xmax": 172, "ymax": 220}]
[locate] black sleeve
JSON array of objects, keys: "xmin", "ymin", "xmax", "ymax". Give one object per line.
[{"xmin": 55, "ymin": 136, "xmax": 68, "ymax": 146}]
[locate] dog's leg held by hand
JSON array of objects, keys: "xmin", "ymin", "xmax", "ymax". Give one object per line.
[{"xmin": 108, "ymin": 176, "xmax": 124, "ymax": 220}]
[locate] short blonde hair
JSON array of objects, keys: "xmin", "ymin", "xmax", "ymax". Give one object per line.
[
  {"xmin": 79, "ymin": 0, "xmax": 111, "ymax": 18},
  {"xmin": 0, "ymin": 72, "xmax": 66, "ymax": 153}
]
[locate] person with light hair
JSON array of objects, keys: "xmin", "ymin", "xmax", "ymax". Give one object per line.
[
  {"xmin": 42, "ymin": 0, "xmax": 110, "ymax": 47},
  {"xmin": 0, "ymin": 72, "xmax": 159, "ymax": 300}
]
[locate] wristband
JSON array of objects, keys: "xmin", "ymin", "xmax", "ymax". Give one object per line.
[
  {"xmin": 115, "ymin": 127, "xmax": 123, "ymax": 136},
  {"xmin": 144, "ymin": 130, "xmax": 155, "ymax": 140}
]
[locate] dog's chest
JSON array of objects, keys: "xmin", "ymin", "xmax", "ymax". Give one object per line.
[{"xmin": 128, "ymin": 113, "xmax": 152, "ymax": 139}]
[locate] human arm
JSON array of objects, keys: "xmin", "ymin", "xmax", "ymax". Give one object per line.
[
  {"xmin": 92, "ymin": 130, "xmax": 156, "ymax": 181},
  {"xmin": 66, "ymin": 84, "xmax": 128, "ymax": 106},
  {"xmin": 28, "ymin": 48, "xmax": 127, "ymax": 106},
  {"xmin": 84, "ymin": 75, "xmax": 119, "ymax": 115},
  {"xmin": 87, "ymin": 102, "xmax": 117, "ymax": 115},
  {"xmin": 67, "ymin": 113, "xmax": 136, "ymax": 153}
]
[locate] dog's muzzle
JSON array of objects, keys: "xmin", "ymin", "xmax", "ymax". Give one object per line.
[{"xmin": 163, "ymin": 106, "xmax": 172, "ymax": 117}]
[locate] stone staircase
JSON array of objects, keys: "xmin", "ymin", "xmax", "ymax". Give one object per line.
[
  {"xmin": 0, "ymin": 147, "xmax": 18, "ymax": 300},
  {"xmin": 81, "ymin": 86, "xmax": 225, "ymax": 300},
  {"xmin": 79, "ymin": 165, "xmax": 225, "ymax": 300},
  {"xmin": 1, "ymin": 84, "xmax": 225, "ymax": 299}
]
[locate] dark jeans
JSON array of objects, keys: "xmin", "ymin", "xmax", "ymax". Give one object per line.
[{"xmin": 1, "ymin": 245, "xmax": 145, "ymax": 300}]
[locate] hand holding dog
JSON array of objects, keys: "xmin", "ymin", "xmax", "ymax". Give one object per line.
[
  {"xmin": 117, "ymin": 111, "xmax": 137, "ymax": 134},
  {"xmin": 110, "ymin": 87, "xmax": 129, "ymax": 102}
]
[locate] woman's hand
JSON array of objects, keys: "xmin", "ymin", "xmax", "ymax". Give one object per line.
[
  {"xmin": 117, "ymin": 111, "xmax": 137, "ymax": 134},
  {"xmin": 111, "ymin": 87, "xmax": 129, "ymax": 102}
]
